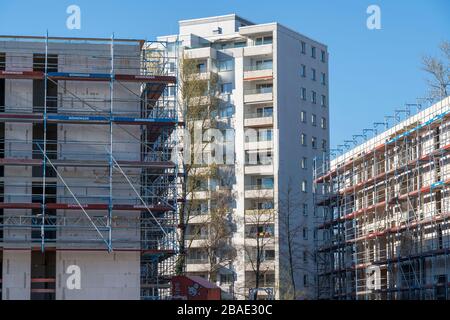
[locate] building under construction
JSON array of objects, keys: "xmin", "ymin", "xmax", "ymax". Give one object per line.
[
  {"xmin": 0, "ymin": 35, "xmax": 178, "ymax": 300},
  {"xmin": 314, "ymin": 97, "xmax": 450, "ymax": 300}
]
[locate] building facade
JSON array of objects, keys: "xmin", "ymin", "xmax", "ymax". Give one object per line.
[
  {"xmin": 0, "ymin": 36, "xmax": 178, "ymax": 300},
  {"xmin": 158, "ymin": 14, "xmax": 329, "ymax": 299},
  {"xmin": 314, "ymin": 97, "xmax": 450, "ymax": 300}
]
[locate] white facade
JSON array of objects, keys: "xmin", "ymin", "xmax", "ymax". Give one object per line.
[{"xmin": 159, "ymin": 14, "xmax": 329, "ymax": 299}]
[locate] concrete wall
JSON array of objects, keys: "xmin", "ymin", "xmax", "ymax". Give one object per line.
[
  {"xmin": 56, "ymin": 250, "xmax": 140, "ymax": 300},
  {"xmin": 2, "ymin": 250, "xmax": 31, "ymax": 300},
  {"xmin": 276, "ymin": 24, "xmax": 328, "ymax": 299}
]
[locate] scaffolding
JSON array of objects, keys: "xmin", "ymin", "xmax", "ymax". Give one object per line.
[
  {"xmin": 314, "ymin": 97, "xmax": 450, "ymax": 300},
  {"xmin": 0, "ymin": 35, "xmax": 179, "ymax": 299}
]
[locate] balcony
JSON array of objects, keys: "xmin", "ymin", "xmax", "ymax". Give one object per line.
[
  {"xmin": 185, "ymin": 47, "xmax": 217, "ymax": 60},
  {"xmin": 244, "ymin": 44, "xmax": 273, "ymax": 57},
  {"xmin": 244, "ymin": 87, "xmax": 273, "ymax": 104},
  {"xmin": 244, "ymin": 112, "xmax": 273, "ymax": 127},
  {"xmin": 186, "ymin": 258, "xmax": 210, "ymax": 272},
  {"xmin": 245, "ymin": 138, "xmax": 273, "ymax": 151},
  {"xmin": 244, "ymin": 209, "xmax": 275, "ymax": 224},
  {"xmin": 245, "ymin": 260, "xmax": 275, "ymax": 271},
  {"xmin": 188, "ymin": 71, "xmax": 216, "ymax": 82},
  {"xmin": 244, "ymin": 162, "xmax": 273, "ymax": 175},
  {"xmin": 244, "ymin": 64, "xmax": 273, "ymax": 82},
  {"xmin": 244, "ymin": 184, "xmax": 274, "ymax": 199}
]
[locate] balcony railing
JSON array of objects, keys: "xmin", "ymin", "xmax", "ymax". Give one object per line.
[
  {"xmin": 244, "ymin": 112, "xmax": 273, "ymax": 119},
  {"xmin": 244, "ymin": 87, "xmax": 273, "ymax": 95},
  {"xmin": 244, "ymin": 64, "xmax": 273, "ymax": 72},
  {"xmin": 245, "ymin": 184, "xmax": 274, "ymax": 191},
  {"xmin": 185, "ymin": 233, "xmax": 209, "ymax": 240},
  {"xmin": 245, "ymin": 159, "xmax": 273, "ymax": 166},
  {"xmin": 186, "ymin": 258, "xmax": 209, "ymax": 264}
]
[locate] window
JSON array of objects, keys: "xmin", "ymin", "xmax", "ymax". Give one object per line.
[
  {"xmin": 303, "ymin": 274, "xmax": 309, "ymax": 286},
  {"xmin": 168, "ymin": 62, "xmax": 175, "ymax": 73},
  {"xmin": 321, "ymin": 72, "xmax": 326, "ymax": 85},
  {"xmin": 187, "ymin": 249, "xmax": 208, "ymax": 264},
  {"xmin": 301, "ymin": 41, "xmax": 306, "ymax": 54},
  {"xmin": 314, "ymin": 229, "xmax": 318, "ymax": 240},
  {"xmin": 303, "ymin": 251, "xmax": 308, "ymax": 263},
  {"xmin": 256, "ymin": 200, "xmax": 274, "ymax": 210},
  {"xmin": 303, "ymin": 227, "xmax": 308, "ymax": 239},
  {"xmin": 221, "ymin": 83, "xmax": 233, "ymax": 94},
  {"xmin": 311, "ymin": 68, "xmax": 316, "ymax": 81},
  {"xmin": 220, "ymin": 274, "xmax": 234, "ymax": 285},
  {"xmin": 258, "ymin": 129, "xmax": 273, "ymax": 142},
  {"xmin": 264, "ymin": 249, "xmax": 275, "ymax": 261},
  {"xmin": 301, "ymin": 64, "xmax": 306, "ymax": 77},
  {"xmin": 303, "ymin": 203, "xmax": 308, "ymax": 216},
  {"xmin": 256, "ymin": 83, "xmax": 273, "ymax": 94},
  {"xmin": 301, "ymin": 133, "xmax": 307, "ymax": 146},
  {"xmin": 301, "ymin": 157, "xmax": 307, "ymax": 169},
  {"xmin": 301, "ymin": 180, "xmax": 307, "ymax": 193},
  {"xmin": 256, "ymin": 106, "xmax": 273, "ymax": 117},
  {"xmin": 165, "ymin": 85, "xmax": 175, "ymax": 97},
  {"xmin": 255, "ymin": 36, "xmax": 273, "ymax": 45},
  {"xmin": 321, "ymin": 117, "xmax": 326, "ymax": 129},
  {"xmin": 219, "ymin": 105, "xmax": 234, "ymax": 118},
  {"xmin": 312, "ymin": 136, "xmax": 317, "ymax": 149},
  {"xmin": 321, "ymin": 94, "xmax": 326, "ymax": 107},
  {"xmin": 218, "ymin": 59, "xmax": 233, "ymax": 72},
  {"xmin": 300, "ymin": 111, "xmax": 307, "ymax": 123},
  {"xmin": 311, "ymin": 91, "xmax": 317, "ymax": 104},
  {"xmin": 311, "ymin": 46, "xmax": 316, "ymax": 58},
  {"xmin": 321, "ymin": 50, "xmax": 326, "ymax": 62},
  {"xmin": 301, "ymin": 87, "xmax": 307, "ymax": 100},
  {"xmin": 322, "ymin": 139, "xmax": 327, "ymax": 151},
  {"xmin": 197, "ymin": 62, "xmax": 206, "ymax": 73},
  {"xmin": 311, "ymin": 114, "xmax": 317, "ymax": 126},
  {"xmin": 234, "ymin": 41, "xmax": 247, "ymax": 48},
  {"xmin": 255, "ymin": 59, "xmax": 273, "ymax": 70}
]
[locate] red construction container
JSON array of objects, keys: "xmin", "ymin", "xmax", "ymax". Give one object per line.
[{"xmin": 171, "ymin": 276, "xmax": 221, "ymax": 300}]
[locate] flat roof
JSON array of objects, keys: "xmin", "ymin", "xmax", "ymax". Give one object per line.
[
  {"xmin": 0, "ymin": 35, "xmax": 145, "ymax": 48},
  {"xmin": 179, "ymin": 13, "xmax": 254, "ymax": 27}
]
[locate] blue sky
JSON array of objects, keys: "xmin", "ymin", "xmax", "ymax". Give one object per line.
[{"xmin": 0, "ymin": 0, "xmax": 449, "ymax": 149}]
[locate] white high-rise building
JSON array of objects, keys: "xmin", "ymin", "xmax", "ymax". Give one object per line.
[{"xmin": 158, "ymin": 14, "xmax": 329, "ymax": 299}]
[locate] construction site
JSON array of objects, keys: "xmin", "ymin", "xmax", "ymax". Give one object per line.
[
  {"xmin": 0, "ymin": 35, "xmax": 179, "ymax": 300},
  {"xmin": 314, "ymin": 97, "xmax": 450, "ymax": 300}
]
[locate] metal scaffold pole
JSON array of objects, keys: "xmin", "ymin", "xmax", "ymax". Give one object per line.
[
  {"xmin": 108, "ymin": 33, "xmax": 115, "ymax": 252},
  {"xmin": 41, "ymin": 31, "xmax": 49, "ymax": 252}
]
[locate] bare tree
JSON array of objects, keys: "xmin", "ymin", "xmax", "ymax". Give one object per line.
[
  {"xmin": 278, "ymin": 179, "xmax": 317, "ymax": 300},
  {"xmin": 175, "ymin": 55, "xmax": 220, "ymax": 275},
  {"xmin": 242, "ymin": 192, "xmax": 276, "ymax": 300},
  {"xmin": 422, "ymin": 40, "xmax": 450, "ymax": 102},
  {"xmin": 175, "ymin": 54, "xmax": 236, "ymax": 290},
  {"xmin": 200, "ymin": 167, "xmax": 237, "ymax": 284}
]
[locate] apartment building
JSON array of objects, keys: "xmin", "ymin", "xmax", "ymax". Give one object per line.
[
  {"xmin": 0, "ymin": 36, "xmax": 178, "ymax": 300},
  {"xmin": 158, "ymin": 14, "xmax": 329, "ymax": 299},
  {"xmin": 314, "ymin": 97, "xmax": 450, "ymax": 300}
]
